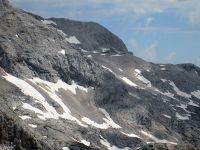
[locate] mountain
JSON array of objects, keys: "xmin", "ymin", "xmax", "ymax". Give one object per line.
[{"xmin": 0, "ymin": 0, "xmax": 200, "ymax": 150}]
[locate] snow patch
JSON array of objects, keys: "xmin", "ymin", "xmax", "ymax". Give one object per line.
[
  {"xmin": 102, "ymin": 65, "xmax": 115, "ymax": 74},
  {"xmin": 176, "ymin": 112, "xmax": 189, "ymax": 120},
  {"xmin": 93, "ymin": 51, "xmax": 99, "ymax": 54},
  {"xmin": 15, "ymin": 34, "xmax": 19, "ymax": 38},
  {"xmin": 82, "ymin": 108, "xmax": 121, "ymax": 129},
  {"xmin": 111, "ymin": 54, "xmax": 122, "ymax": 57},
  {"xmin": 62, "ymin": 147, "xmax": 69, "ymax": 150},
  {"xmin": 100, "ymin": 137, "xmax": 129, "ymax": 150},
  {"xmin": 160, "ymin": 65, "xmax": 166, "ymax": 67},
  {"xmin": 188, "ymin": 100, "xmax": 199, "ymax": 107},
  {"xmin": 41, "ymin": 20, "xmax": 57, "ymax": 25},
  {"xmin": 38, "ymin": 115, "xmax": 46, "ymax": 120},
  {"xmin": 121, "ymin": 77, "xmax": 137, "ymax": 87},
  {"xmin": 135, "ymin": 69, "xmax": 141, "ymax": 74},
  {"xmin": 135, "ymin": 69, "xmax": 151, "ymax": 87},
  {"xmin": 58, "ymin": 49, "xmax": 65, "ymax": 56},
  {"xmin": 99, "ymin": 108, "xmax": 121, "ymax": 129},
  {"xmin": 3, "ymin": 73, "xmax": 46, "ymax": 102},
  {"xmin": 169, "ymin": 81, "xmax": 191, "ymax": 98},
  {"xmin": 162, "ymin": 114, "xmax": 171, "ymax": 119},
  {"xmin": 81, "ymin": 108, "xmax": 121, "ymax": 129},
  {"xmin": 87, "ymin": 55, "xmax": 92, "ymax": 58},
  {"xmin": 155, "ymin": 89, "xmax": 175, "ymax": 99},
  {"xmin": 57, "ymin": 29, "xmax": 67, "ymax": 36},
  {"xmin": 118, "ymin": 68, "xmax": 123, "ymax": 72},
  {"xmin": 19, "ymin": 115, "xmax": 32, "ymax": 120},
  {"xmin": 121, "ymin": 132, "xmax": 142, "ymax": 139},
  {"xmin": 161, "ymin": 79, "xmax": 168, "ymax": 82},
  {"xmin": 65, "ymin": 36, "xmax": 81, "ymax": 44},
  {"xmin": 81, "ymin": 49, "xmax": 88, "ymax": 53},
  {"xmin": 32, "ymin": 77, "xmax": 88, "ymax": 95},
  {"xmin": 191, "ymin": 90, "xmax": 200, "ymax": 99},
  {"xmin": 80, "ymin": 140, "xmax": 90, "ymax": 146},
  {"xmin": 161, "ymin": 68, "xmax": 166, "ymax": 71},
  {"xmin": 28, "ymin": 124, "xmax": 37, "ymax": 128},
  {"xmin": 140, "ymin": 130, "xmax": 177, "ymax": 145},
  {"xmin": 102, "ymin": 48, "xmax": 109, "ymax": 52},
  {"xmin": 82, "ymin": 117, "xmax": 109, "ymax": 129},
  {"xmin": 176, "ymin": 103, "xmax": 190, "ymax": 113}
]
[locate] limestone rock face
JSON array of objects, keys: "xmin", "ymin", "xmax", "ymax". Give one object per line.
[{"xmin": 0, "ymin": 1, "xmax": 200, "ymax": 150}]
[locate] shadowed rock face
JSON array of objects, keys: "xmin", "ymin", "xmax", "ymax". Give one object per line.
[
  {"xmin": 49, "ymin": 18, "xmax": 128, "ymax": 53},
  {"xmin": 0, "ymin": 1, "xmax": 200, "ymax": 150}
]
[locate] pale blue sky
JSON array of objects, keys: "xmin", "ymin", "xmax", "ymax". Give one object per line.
[{"xmin": 11, "ymin": 0, "xmax": 200, "ymax": 66}]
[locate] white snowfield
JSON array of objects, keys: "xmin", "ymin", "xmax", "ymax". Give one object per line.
[
  {"xmin": 2, "ymin": 72, "xmax": 124, "ymax": 130},
  {"xmin": 140, "ymin": 130, "xmax": 177, "ymax": 145},
  {"xmin": 65, "ymin": 36, "xmax": 81, "ymax": 44},
  {"xmin": 135, "ymin": 69, "xmax": 151, "ymax": 87},
  {"xmin": 41, "ymin": 20, "xmax": 57, "ymax": 26},
  {"xmin": 3, "ymin": 73, "xmax": 88, "ymax": 127}
]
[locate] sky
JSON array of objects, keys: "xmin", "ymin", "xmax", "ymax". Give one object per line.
[{"xmin": 10, "ymin": 0, "xmax": 200, "ymax": 66}]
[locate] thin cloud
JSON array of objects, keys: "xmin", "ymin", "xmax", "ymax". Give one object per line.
[
  {"xmin": 10, "ymin": 0, "xmax": 200, "ymax": 25},
  {"xmin": 132, "ymin": 27, "xmax": 200, "ymax": 33},
  {"xmin": 165, "ymin": 52, "xmax": 176, "ymax": 63},
  {"xmin": 143, "ymin": 43, "xmax": 157, "ymax": 62},
  {"xmin": 129, "ymin": 39, "xmax": 158, "ymax": 62},
  {"xmin": 146, "ymin": 17, "xmax": 154, "ymax": 25}
]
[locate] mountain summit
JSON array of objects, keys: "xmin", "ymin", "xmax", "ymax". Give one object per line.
[{"xmin": 0, "ymin": 1, "xmax": 200, "ymax": 150}]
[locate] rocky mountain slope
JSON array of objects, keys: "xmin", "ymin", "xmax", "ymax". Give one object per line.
[{"xmin": 0, "ymin": 0, "xmax": 200, "ymax": 150}]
